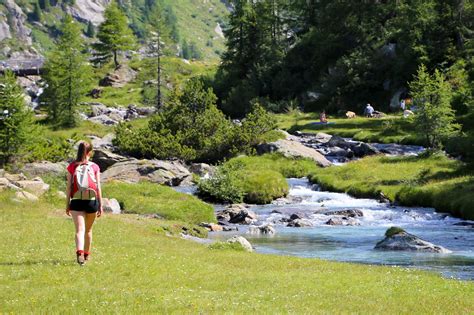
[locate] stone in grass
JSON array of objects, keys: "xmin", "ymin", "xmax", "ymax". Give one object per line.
[
  {"xmin": 200, "ymin": 222, "xmax": 224, "ymax": 232},
  {"xmin": 226, "ymin": 236, "xmax": 253, "ymax": 252},
  {"xmin": 102, "ymin": 198, "xmax": 121, "ymax": 214},
  {"xmin": 375, "ymin": 227, "xmax": 451, "ymax": 253},
  {"xmin": 15, "ymin": 190, "xmax": 39, "ymax": 202}
]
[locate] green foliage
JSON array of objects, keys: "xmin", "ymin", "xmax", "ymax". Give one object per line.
[
  {"xmin": 385, "ymin": 227, "xmax": 406, "ymax": 238},
  {"xmin": 102, "ymin": 181, "xmax": 215, "ymax": 224},
  {"xmin": 38, "ymin": 0, "xmax": 50, "ymax": 10},
  {"xmin": 95, "ymin": 1, "xmax": 136, "ymax": 67},
  {"xmin": 31, "ymin": 0, "xmax": 42, "ymax": 22},
  {"xmin": 42, "ymin": 15, "xmax": 92, "ymax": 127},
  {"xmin": 85, "ymin": 21, "xmax": 95, "ymax": 38},
  {"xmin": 115, "ymin": 79, "xmax": 276, "ymax": 163},
  {"xmin": 0, "ymin": 71, "xmax": 35, "ymax": 166},
  {"xmin": 197, "ymin": 162, "xmax": 244, "ymax": 203},
  {"xmin": 409, "ymin": 65, "xmax": 460, "ymax": 149},
  {"xmin": 198, "ymin": 154, "xmax": 315, "ymax": 204}
]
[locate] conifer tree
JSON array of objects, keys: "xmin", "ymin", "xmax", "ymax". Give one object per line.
[
  {"xmin": 95, "ymin": 1, "xmax": 136, "ymax": 68},
  {"xmin": 42, "ymin": 15, "xmax": 92, "ymax": 127},
  {"xmin": 86, "ymin": 21, "xmax": 95, "ymax": 38},
  {"xmin": 409, "ymin": 65, "xmax": 460, "ymax": 149},
  {"xmin": 0, "ymin": 71, "xmax": 34, "ymax": 166}
]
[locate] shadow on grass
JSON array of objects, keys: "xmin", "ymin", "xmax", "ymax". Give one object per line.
[{"xmin": 0, "ymin": 259, "xmax": 72, "ymax": 266}]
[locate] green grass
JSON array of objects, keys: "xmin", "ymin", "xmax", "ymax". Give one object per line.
[
  {"xmin": 276, "ymin": 112, "xmax": 424, "ymax": 145},
  {"xmin": 102, "ymin": 182, "xmax": 215, "ymax": 224},
  {"xmin": 308, "ymin": 153, "xmax": 474, "ymax": 220},
  {"xmin": 1, "ymin": 194, "xmax": 474, "ymax": 313},
  {"xmin": 239, "ymin": 169, "xmax": 289, "ymax": 204},
  {"xmin": 226, "ymin": 154, "xmax": 320, "ymax": 178}
]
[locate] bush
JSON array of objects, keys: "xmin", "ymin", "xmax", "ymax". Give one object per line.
[
  {"xmin": 385, "ymin": 227, "xmax": 406, "ymax": 237},
  {"xmin": 240, "ymin": 170, "xmax": 288, "ymax": 204},
  {"xmin": 114, "ymin": 79, "xmax": 277, "ymax": 162},
  {"xmin": 197, "ymin": 162, "xmax": 244, "ymax": 203},
  {"xmin": 208, "ymin": 242, "xmax": 246, "ymax": 251}
]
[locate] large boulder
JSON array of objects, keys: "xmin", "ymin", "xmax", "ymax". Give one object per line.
[
  {"xmin": 91, "ymin": 149, "xmax": 128, "ymax": 171},
  {"xmin": 287, "ymin": 218, "xmax": 313, "ymax": 227},
  {"xmin": 67, "ymin": 0, "xmax": 109, "ymax": 25},
  {"xmin": 88, "ymin": 114, "xmax": 119, "ymax": 125},
  {"xmin": 257, "ymin": 139, "xmax": 331, "ymax": 167},
  {"xmin": 375, "ymin": 227, "xmax": 451, "ymax": 253},
  {"xmin": 15, "ymin": 190, "xmax": 38, "ymax": 202},
  {"xmin": 351, "ymin": 142, "xmax": 379, "ymax": 158},
  {"xmin": 327, "ymin": 136, "xmax": 351, "ymax": 149},
  {"xmin": 101, "ymin": 159, "xmax": 192, "ymax": 186},
  {"xmin": 89, "ymin": 133, "xmax": 115, "ymax": 150},
  {"xmin": 13, "ymin": 178, "xmax": 49, "ymax": 196},
  {"xmin": 189, "ymin": 163, "xmax": 216, "ymax": 177},
  {"xmin": 216, "ymin": 204, "xmax": 257, "ymax": 225},
  {"xmin": 100, "ymin": 64, "xmax": 137, "ymax": 88},
  {"xmin": 226, "ymin": 236, "xmax": 253, "ymax": 252},
  {"xmin": 22, "ymin": 161, "xmax": 67, "ymax": 177}
]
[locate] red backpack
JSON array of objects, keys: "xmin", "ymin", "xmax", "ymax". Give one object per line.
[{"xmin": 71, "ymin": 162, "xmax": 98, "ymax": 200}]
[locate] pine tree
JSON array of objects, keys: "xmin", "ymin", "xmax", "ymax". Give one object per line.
[
  {"xmin": 0, "ymin": 71, "xmax": 34, "ymax": 166},
  {"xmin": 32, "ymin": 0, "xmax": 42, "ymax": 22},
  {"xmin": 409, "ymin": 65, "xmax": 460, "ymax": 149},
  {"xmin": 42, "ymin": 15, "xmax": 92, "ymax": 127},
  {"xmin": 95, "ymin": 1, "xmax": 136, "ymax": 68},
  {"xmin": 86, "ymin": 21, "xmax": 95, "ymax": 38}
]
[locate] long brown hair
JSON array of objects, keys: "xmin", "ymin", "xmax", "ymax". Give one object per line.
[{"xmin": 76, "ymin": 141, "xmax": 93, "ymax": 163}]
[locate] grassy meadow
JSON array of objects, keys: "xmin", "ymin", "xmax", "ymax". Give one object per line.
[
  {"xmin": 1, "ymin": 194, "xmax": 474, "ymax": 313},
  {"xmin": 276, "ymin": 112, "xmax": 424, "ymax": 145}
]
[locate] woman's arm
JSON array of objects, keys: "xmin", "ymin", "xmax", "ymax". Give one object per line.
[
  {"xmin": 65, "ymin": 172, "xmax": 72, "ymax": 216},
  {"xmin": 96, "ymin": 171, "xmax": 103, "ymax": 217}
]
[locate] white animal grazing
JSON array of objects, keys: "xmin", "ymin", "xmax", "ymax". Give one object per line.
[{"xmin": 346, "ymin": 111, "xmax": 356, "ymax": 118}]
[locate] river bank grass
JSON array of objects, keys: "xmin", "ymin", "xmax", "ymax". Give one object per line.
[
  {"xmin": 308, "ymin": 153, "xmax": 474, "ymax": 220},
  {"xmin": 276, "ymin": 112, "xmax": 424, "ymax": 145},
  {"xmin": 1, "ymin": 194, "xmax": 473, "ymax": 313},
  {"xmin": 102, "ymin": 182, "xmax": 215, "ymax": 224}
]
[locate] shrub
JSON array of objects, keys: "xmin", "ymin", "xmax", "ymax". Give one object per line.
[
  {"xmin": 240, "ymin": 170, "xmax": 288, "ymax": 204},
  {"xmin": 197, "ymin": 162, "xmax": 244, "ymax": 203},
  {"xmin": 208, "ymin": 242, "xmax": 246, "ymax": 251}
]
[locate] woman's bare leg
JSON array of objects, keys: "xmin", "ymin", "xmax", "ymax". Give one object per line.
[
  {"xmin": 71, "ymin": 211, "xmax": 86, "ymax": 251},
  {"xmin": 84, "ymin": 212, "xmax": 97, "ymax": 253}
]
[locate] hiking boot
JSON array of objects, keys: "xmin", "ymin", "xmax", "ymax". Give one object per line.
[{"xmin": 76, "ymin": 250, "xmax": 85, "ymax": 266}]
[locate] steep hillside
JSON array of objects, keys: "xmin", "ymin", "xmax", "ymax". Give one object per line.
[{"xmin": 0, "ymin": 0, "xmax": 229, "ymax": 60}]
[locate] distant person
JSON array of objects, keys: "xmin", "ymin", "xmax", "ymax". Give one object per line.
[
  {"xmin": 364, "ymin": 103, "xmax": 374, "ymax": 117},
  {"xmin": 66, "ymin": 141, "xmax": 103, "ymax": 266},
  {"xmin": 400, "ymin": 99, "xmax": 406, "ymax": 111},
  {"xmin": 320, "ymin": 110, "xmax": 328, "ymax": 123}
]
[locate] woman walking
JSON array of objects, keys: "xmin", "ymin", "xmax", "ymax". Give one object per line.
[{"xmin": 65, "ymin": 141, "xmax": 103, "ymax": 265}]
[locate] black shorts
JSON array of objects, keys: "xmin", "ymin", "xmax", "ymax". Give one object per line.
[{"xmin": 69, "ymin": 199, "xmax": 99, "ymax": 213}]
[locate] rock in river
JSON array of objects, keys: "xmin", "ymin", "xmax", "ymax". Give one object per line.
[
  {"xmin": 248, "ymin": 224, "xmax": 276, "ymax": 235},
  {"xmin": 324, "ymin": 209, "xmax": 364, "ymax": 218},
  {"xmin": 375, "ymin": 227, "xmax": 451, "ymax": 253},
  {"xmin": 216, "ymin": 204, "xmax": 257, "ymax": 225}
]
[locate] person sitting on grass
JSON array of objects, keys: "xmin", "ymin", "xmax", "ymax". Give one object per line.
[
  {"xmin": 65, "ymin": 141, "xmax": 103, "ymax": 266},
  {"xmin": 320, "ymin": 110, "xmax": 328, "ymax": 123},
  {"xmin": 364, "ymin": 103, "xmax": 374, "ymax": 117}
]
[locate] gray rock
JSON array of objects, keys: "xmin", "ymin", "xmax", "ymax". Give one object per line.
[
  {"xmin": 226, "ymin": 236, "xmax": 253, "ymax": 252},
  {"xmin": 189, "ymin": 163, "xmax": 215, "ymax": 177},
  {"xmin": 100, "ymin": 64, "xmax": 137, "ymax": 88},
  {"xmin": 257, "ymin": 139, "xmax": 331, "ymax": 167},
  {"xmin": 102, "ymin": 198, "xmax": 121, "ymax": 214},
  {"xmin": 290, "ymin": 213, "xmax": 305, "ymax": 220},
  {"xmin": 67, "ymin": 0, "xmax": 109, "ymax": 25},
  {"xmin": 351, "ymin": 142, "xmax": 379, "ymax": 158},
  {"xmin": 101, "ymin": 159, "xmax": 192, "ymax": 186},
  {"xmin": 3, "ymin": 0, "xmax": 32, "ymax": 45},
  {"xmin": 324, "ymin": 209, "xmax": 364, "ymax": 218},
  {"xmin": 14, "ymin": 179, "xmax": 49, "ymax": 196},
  {"xmin": 135, "ymin": 107, "xmax": 155, "ymax": 116},
  {"xmin": 15, "ymin": 190, "xmax": 38, "ymax": 202},
  {"xmin": 88, "ymin": 114, "xmax": 119, "ymax": 125},
  {"xmin": 248, "ymin": 224, "xmax": 276, "ymax": 235},
  {"xmin": 375, "ymin": 228, "xmax": 451, "ymax": 253},
  {"xmin": 91, "ymin": 149, "xmax": 128, "ymax": 171},
  {"xmin": 22, "ymin": 161, "xmax": 66, "ymax": 177},
  {"xmin": 90, "ymin": 133, "xmax": 115, "ymax": 150},
  {"xmin": 313, "ymin": 132, "xmax": 333, "ymax": 144},
  {"xmin": 216, "ymin": 204, "xmax": 257, "ymax": 225},
  {"xmin": 325, "ymin": 218, "xmax": 344, "ymax": 226},
  {"xmin": 327, "ymin": 136, "xmax": 351, "ymax": 149},
  {"xmin": 90, "ymin": 103, "xmax": 108, "ymax": 117},
  {"xmin": 287, "ymin": 218, "xmax": 313, "ymax": 227}
]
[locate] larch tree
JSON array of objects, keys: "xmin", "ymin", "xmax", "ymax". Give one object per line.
[
  {"xmin": 95, "ymin": 1, "xmax": 136, "ymax": 68},
  {"xmin": 42, "ymin": 15, "xmax": 92, "ymax": 127}
]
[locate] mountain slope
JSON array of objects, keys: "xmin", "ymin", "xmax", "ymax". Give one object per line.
[{"xmin": 0, "ymin": 0, "xmax": 229, "ymax": 60}]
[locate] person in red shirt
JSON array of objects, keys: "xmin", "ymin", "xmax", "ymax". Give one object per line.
[{"xmin": 65, "ymin": 141, "xmax": 103, "ymax": 265}]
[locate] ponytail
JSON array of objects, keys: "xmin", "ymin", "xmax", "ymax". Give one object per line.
[{"xmin": 76, "ymin": 141, "xmax": 93, "ymax": 163}]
